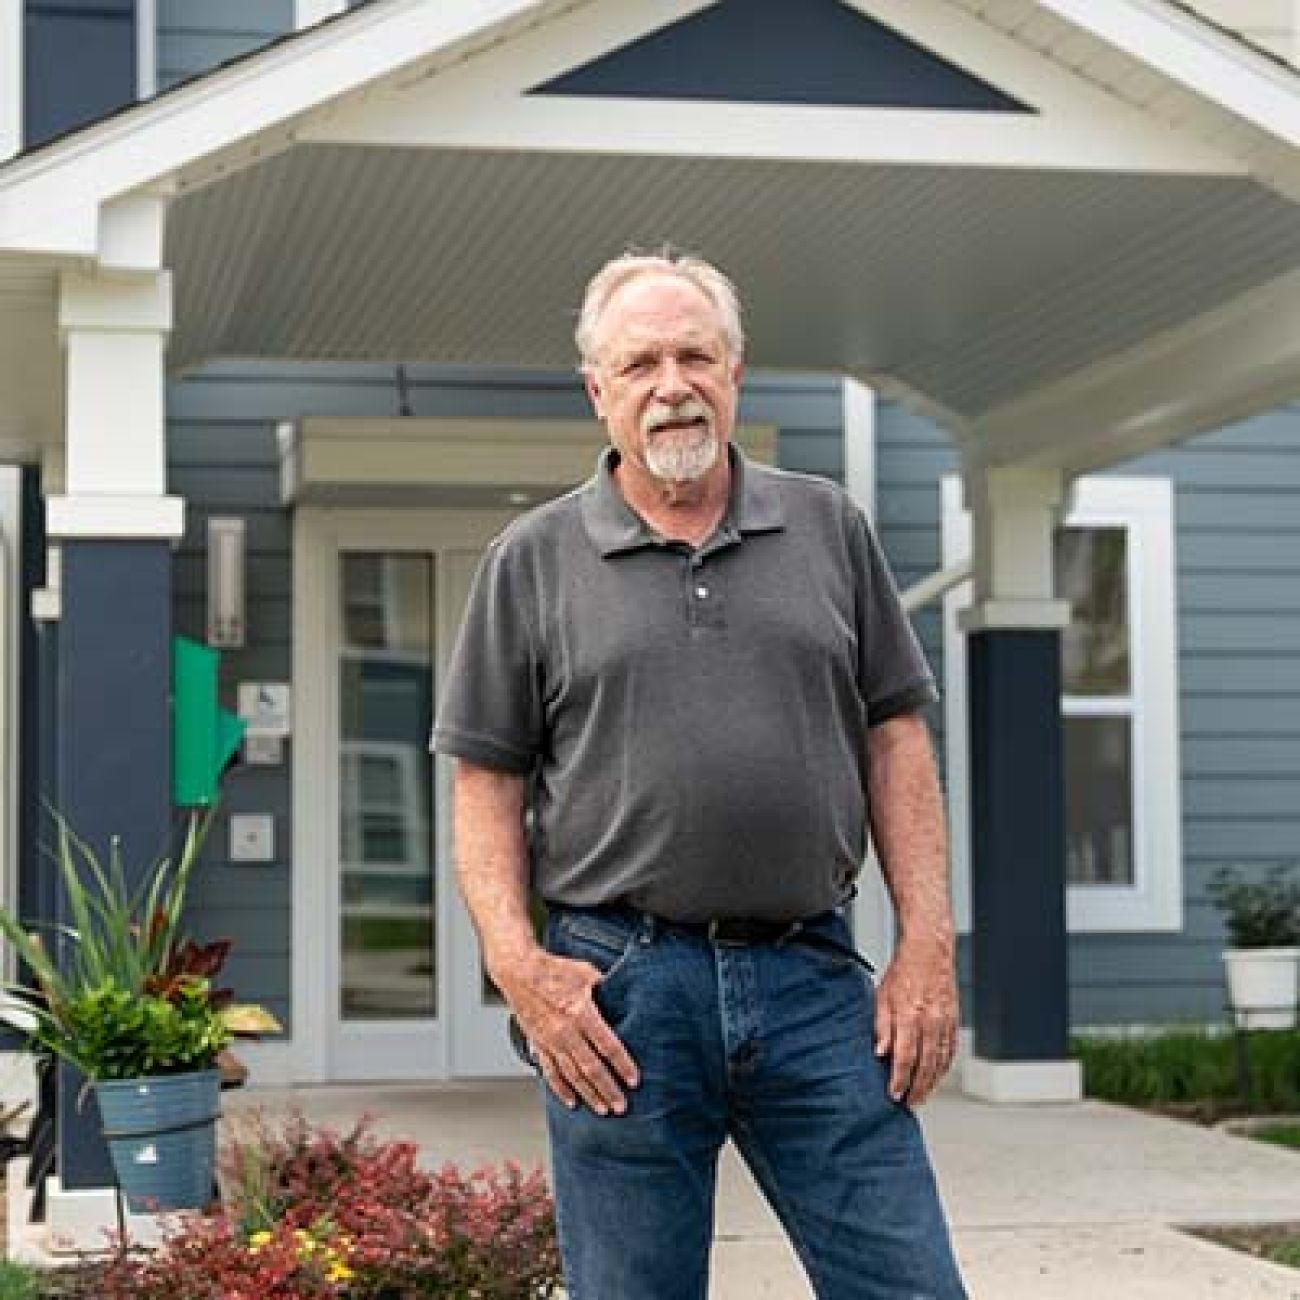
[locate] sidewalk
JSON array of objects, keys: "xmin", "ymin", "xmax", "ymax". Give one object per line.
[{"xmin": 227, "ymin": 1081, "xmax": 1300, "ymax": 1299}]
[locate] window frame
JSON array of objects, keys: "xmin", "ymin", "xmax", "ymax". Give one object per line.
[{"xmin": 942, "ymin": 475, "xmax": 1183, "ymax": 933}]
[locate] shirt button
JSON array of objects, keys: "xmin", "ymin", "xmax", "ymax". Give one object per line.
[{"xmin": 695, "ymin": 586, "xmax": 709, "ymax": 599}]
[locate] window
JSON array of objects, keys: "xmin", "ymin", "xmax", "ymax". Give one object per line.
[{"xmin": 942, "ymin": 476, "xmax": 1182, "ymax": 932}]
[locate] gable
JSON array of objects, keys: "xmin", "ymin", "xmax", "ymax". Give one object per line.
[{"xmin": 533, "ymin": 0, "xmax": 1029, "ymax": 112}]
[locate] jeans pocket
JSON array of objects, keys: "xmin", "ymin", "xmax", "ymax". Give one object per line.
[
  {"xmin": 549, "ymin": 912, "xmax": 641, "ymax": 989},
  {"xmin": 793, "ymin": 929, "xmax": 876, "ymax": 976}
]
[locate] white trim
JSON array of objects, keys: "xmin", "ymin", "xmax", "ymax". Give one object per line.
[
  {"xmin": 296, "ymin": 0, "xmax": 350, "ymax": 28},
  {"xmin": 137, "ymin": 0, "xmax": 157, "ymax": 101},
  {"xmin": 0, "ymin": 471, "xmax": 16, "ymax": 962},
  {"xmin": 281, "ymin": 416, "xmax": 779, "ymax": 502},
  {"xmin": 0, "ymin": 1, "xmax": 19, "ymax": 163},
  {"xmin": 961, "ymin": 1056, "xmax": 1083, "ymax": 1104},
  {"xmin": 840, "ymin": 381, "xmax": 894, "ymax": 968},
  {"xmin": 1036, "ymin": 0, "xmax": 1300, "ymax": 148},
  {"xmin": 975, "ymin": 266, "xmax": 1300, "ymax": 476},
  {"xmin": 44, "ymin": 494, "xmax": 184, "ymax": 540},
  {"xmin": 293, "ymin": 506, "xmax": 517, "ymax": 1084},
  {"xmin": 301, "ymin": 0, "xmax": 1240, "ymax": 176},
  {"xmin": 0, "ymin": 0, "xmax": 560, "ymax": 255},
  {"xmin": 901, "ymin": 561, "xmax": 971, "ymax": 615},
  {"xmin": 943, "ymin": 475, "xmax": 1183, "ymax": 934},
  {"xmin": 292, "ymin": 509, "xmax": 333, "ymax": 1083},
  {"xmin": 957, "ymin": 599, "xmax": 1072, "ymax": 633},
  {"xmin": 842, "ymin": 379, "xmax": 876, "ymax": 518}
]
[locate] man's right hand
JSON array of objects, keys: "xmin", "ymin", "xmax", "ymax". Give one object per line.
[{"xmin": 497, "ymin": 947, "xmax": 640, "ymax": 1116}]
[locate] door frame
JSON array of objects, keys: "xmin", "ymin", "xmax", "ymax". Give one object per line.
[
  {"xmin": 0, "ymin": 468, "xmax": 19, "ymax": 971},
  {"xmin": 292, "ymin": 505, "xmax": 516, "ymax": 1083}
]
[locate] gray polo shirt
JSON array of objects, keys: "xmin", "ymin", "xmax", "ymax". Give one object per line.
[{"xmin": 433, "ymin": 447, "xmax": 938, "ymax": 923}]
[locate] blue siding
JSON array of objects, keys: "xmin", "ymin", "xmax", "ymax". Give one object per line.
[
  {"xmin": 25, "ymin": 0, "xmax": 135, "ymax": 147},
  {"xmin": 168, "ymin": 362, "xmax": 846, "ymax": 1036},
  {"xmin": 157, "ymin": 0, "xmax": 293, "ymax": 91},
  {"xmin": 172, "ymin": 364, "xmax": 1299, "ymax": 1036},
  {"xmin": 534, "ymin": 0, "xmax": 1028, "ymax": 112},
  {"xmin": 876, "ymin": 399, "xmax": 1300, "ymax": 1029},
  {"xmin": 1115, "ymin": 414, "xmax": 1300, "ymax": 1025}
]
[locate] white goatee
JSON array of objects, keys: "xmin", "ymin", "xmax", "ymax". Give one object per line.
[{"xmin": 642, "ymin": 399, "xmax": 719, "ymax": 483}]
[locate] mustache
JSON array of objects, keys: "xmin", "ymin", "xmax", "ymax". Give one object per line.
[{"xmin": 643, "ymin": 399, "xmax": 711, "ymax": 435}]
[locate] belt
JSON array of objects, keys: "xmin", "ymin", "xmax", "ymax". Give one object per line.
[
  {"xmin": 551, "ymin": 905, "xmax": 868, "ymax": 967},
  {"xmin": 625, "ymin": 908, "xmax": 871, "ymax": 970},
  {"xmin": 655, "ymin": 915, "xmax": 812, "ymax": 947}
]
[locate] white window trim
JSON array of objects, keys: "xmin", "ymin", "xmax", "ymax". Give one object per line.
[
  {"xmin": 137, "ymin": 0, "xmax": 157, "ymax": 100},
  {"xmin": 942, "ymin": 475, "xmax": 1183, "ymax": 933},
  {"xmin": 296, "ymin": 0, "xmax": 350, "ymax": 29},
  {"xmin": 0, "ymin": 471, "xmax": 19, "ymax": 972},
  {"xmin": 0, "ymin": 2, "xmax": 20, "ymax": 162}
]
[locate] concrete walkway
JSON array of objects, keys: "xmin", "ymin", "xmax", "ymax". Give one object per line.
[{"xmin": 226, "ymin": 1081, "xmax": 1300, "ymax": 1299}]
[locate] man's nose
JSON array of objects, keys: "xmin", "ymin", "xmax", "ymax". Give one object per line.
[{"xmin": 653, "ymin": 357, "xmax": 692, "ymax": 399}]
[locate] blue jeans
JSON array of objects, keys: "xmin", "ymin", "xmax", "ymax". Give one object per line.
[{"xmin": 540, "ymin": 906, "xmax": 967, "ymax": 1300}]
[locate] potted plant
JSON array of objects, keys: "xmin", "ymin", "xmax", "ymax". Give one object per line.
[
  {"xmin": 1207, "ymin": 863, "xmax": 1300, "ymax": 1030},
  {"xmin": 0, "ymin": 809, "xmax": 278, "ymax": 1211}
]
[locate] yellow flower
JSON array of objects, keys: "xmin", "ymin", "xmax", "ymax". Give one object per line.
[{"xmin": 248, "ymin": 1229, "xmax": 273, "ymax": 1250}]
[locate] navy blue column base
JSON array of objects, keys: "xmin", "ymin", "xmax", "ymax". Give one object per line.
[
  {"xmin": 56, "ymin": 540, "xmax": 173, "ymax": 1191},
  {"xmin": 967, "ymin": 629, "xmax": 1069, "ymax": 1061}
]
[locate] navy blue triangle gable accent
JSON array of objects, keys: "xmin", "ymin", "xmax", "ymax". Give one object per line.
[{"xmin": 531, "ymin": 0, "xmax": 1031, "ymax": 113}]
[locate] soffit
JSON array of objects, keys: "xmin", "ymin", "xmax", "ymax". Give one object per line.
[
  {"xmin": 952, "ymin": 0, "xmax": 1300, "ymax": 200},
  {"xmin": 166, "ymin": 145, "xmax": 1300, "ymax": 424}
]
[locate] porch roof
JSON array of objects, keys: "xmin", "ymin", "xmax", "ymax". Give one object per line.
[{"xmin": 4, "ymin": 0, "xmax": 1300, "ymax": 475}]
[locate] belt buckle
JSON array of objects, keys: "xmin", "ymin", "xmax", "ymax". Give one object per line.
[
  {"xmin": 706, "ymin": 919, "xmax": 747, "ymax": 947},
  {"xmin": 707, "ymin": 918, "xmax": 797, "ymax": 946}
]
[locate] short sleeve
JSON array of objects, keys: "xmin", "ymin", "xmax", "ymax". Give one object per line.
[
  {"xmin": 431, "ymin": 536, "xmax": 543, "ymax": 773},
  {"xmin": 850, "ymin": 507, "xmax": 940, "ymax": 726}
]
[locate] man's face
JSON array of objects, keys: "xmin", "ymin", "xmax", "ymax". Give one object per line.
[{"xmin": 584, "ymin": 274, "xmax": 742, "ymax": 486}]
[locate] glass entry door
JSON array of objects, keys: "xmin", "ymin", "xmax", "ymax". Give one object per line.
[{"xmin": 321, "ymin": 512, "xmax": 522, "ymax": 1081}]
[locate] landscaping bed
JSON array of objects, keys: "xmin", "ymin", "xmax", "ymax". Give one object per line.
[
  {"xmin": 0, "ymin": 1113, "xmax": 561, "ymax": 1298},
  {"xmin": 1073, "ymin": 1027, "xmax": 1300, "ymax": 1272}
]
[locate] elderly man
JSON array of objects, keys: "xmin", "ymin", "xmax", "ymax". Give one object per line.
[{"xmin": 433, "ymin": 252, "xmax": 966, "ymax": 1299}]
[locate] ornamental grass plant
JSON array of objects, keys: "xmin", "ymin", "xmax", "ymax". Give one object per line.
[
  {"xmin": 0, "ymin": 809, "xmax": 276, "ymax": 1081},
  {"xmin": 1072, "ymin": 1027, "xmax": 1300, "ymax": 1117}
]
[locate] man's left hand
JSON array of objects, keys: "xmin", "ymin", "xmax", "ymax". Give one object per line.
[{"xmin": 874, "ymin": 938, "xmax": 959, "ymax": 1107}]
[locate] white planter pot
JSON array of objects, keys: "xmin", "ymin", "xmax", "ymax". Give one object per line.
[{"xmin": 1222, "ymin": 947, "xmax": 1300, "ymax": 1029}]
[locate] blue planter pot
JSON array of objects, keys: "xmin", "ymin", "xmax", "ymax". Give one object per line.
[{"xmin": 94, "ymin": 1068, "xmax": 220, "ymax": 1212}]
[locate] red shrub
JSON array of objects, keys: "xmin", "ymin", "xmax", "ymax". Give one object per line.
[{"xmin": 97, "ymin": 1114, "xmax": 561, "ymax": 1299}]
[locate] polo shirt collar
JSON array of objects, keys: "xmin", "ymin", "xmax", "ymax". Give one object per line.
[{"xmin": 581, "ymin": 444, "xmax": 786, "ymax": 558}]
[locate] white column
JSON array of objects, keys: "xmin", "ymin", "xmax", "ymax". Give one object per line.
[
  {"xmin": 0, "ymin": 0, "xmax": 21, "ymax": 162},
  {"xmin": 43, "ymin": 261, "xmax": 184, "ymax": 1246},
  {"xmin": 958, "ymin": 460, "xmax": 1080, "ymax": 1104},
  {"xmin": 841, "ymin": 380, "xmax": 897, "ymax": 967},
  {"xmin": 958, "ymin": 465, "xmax": 1071, "ymax": 634},
  {"xmin": 47, "ymin": 270, "xmax": 183, "ymax": 541}
]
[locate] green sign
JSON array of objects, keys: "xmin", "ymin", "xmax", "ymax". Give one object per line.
[{"xmin": 172, "ymin": 636, "xmax": 245, "ymax": 807}]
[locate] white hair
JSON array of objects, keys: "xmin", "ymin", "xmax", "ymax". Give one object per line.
[{"xmin": 575, "ymin": 250, "xmax": 745, "ymax": 367}]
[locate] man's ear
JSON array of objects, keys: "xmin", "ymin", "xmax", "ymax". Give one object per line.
[{"xmin": 583, "ymin": 367, "xmax": 606, "ymax": 421}]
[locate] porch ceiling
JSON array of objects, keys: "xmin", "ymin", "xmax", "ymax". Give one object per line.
[
  {"xmin": 168, "ymin": 142, "xmax": 1300, "ymax": 438},
  {"xmin": 7, "ymin": 0, "xmax": 1300, "ymax": 472}
]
